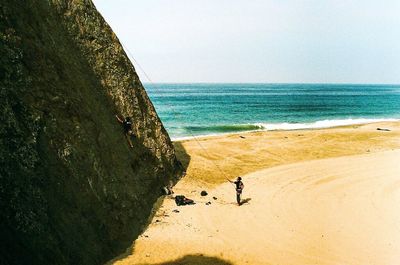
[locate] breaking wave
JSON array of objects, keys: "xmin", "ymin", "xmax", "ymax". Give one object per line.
[{"xmin": 172, "ymin": 118, "xmax": 399, "ymax": 140}]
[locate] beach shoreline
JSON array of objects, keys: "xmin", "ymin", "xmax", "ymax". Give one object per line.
[
  {"xmin": 147, "ymin": 83, "xmax": 400, "ymax": 140},
  {"xmin": 171, "ymin": 119, "xmax": 399, "ymax": 142}
]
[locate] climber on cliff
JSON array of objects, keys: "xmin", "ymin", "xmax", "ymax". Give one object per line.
[
  {"xmin": 116, "ymin": 115, "xmax": 135, "ymax": 148},
  {"xmin": 228, "ymin": 177, "xmax": 244, "ymax": 206}
]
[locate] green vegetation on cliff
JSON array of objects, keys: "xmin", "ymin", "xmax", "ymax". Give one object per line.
[{"xmin": 0, "ymin": 1, "xmax": 182, "ymax": 264}]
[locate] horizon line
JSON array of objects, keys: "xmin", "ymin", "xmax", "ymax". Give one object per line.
[{"xmin": 141, "ymin": 81, "xmax": 400, "ymax": 85}]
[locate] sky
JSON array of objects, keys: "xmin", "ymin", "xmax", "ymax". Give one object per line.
[{"xmin": 93, "ymin": 0, "xmax": 400, "ymax": 84}]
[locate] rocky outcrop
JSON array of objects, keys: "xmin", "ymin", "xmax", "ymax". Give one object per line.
[{"xmin": 0, "ymin": 1, "xmax": 182, "ymax": 264}]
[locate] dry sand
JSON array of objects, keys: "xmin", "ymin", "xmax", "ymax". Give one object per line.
[{"xmin": 108, "ymin": 122, "xmax": 400, "ymax": 265}]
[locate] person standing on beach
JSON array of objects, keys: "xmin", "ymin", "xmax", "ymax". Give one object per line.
[{"xmin": 229, "ymin": 177, "xmax": 244, "ymax": 206}]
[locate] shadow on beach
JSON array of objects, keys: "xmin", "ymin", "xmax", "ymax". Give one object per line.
[
  {"xmin": 105, "ymin": 142, "xmax": 194, "ymax": 265},
  {"xmin": 173, "ymin": 141, "xmax": 191, "ymax": 172},
  {"xmin": 137, "ymin": 254, "xmax": 234, "ymax": 265},
  {"xmin": 241, "ymin": 198, "xmax": 252, "ymax": 205}
]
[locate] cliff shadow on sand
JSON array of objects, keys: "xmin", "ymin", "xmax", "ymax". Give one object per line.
[
  {"xmin": 143, "ymin": 254, "xmax": 233, "ymax": 265},
  {"xmin": 104, "ymin": 142, "xmax": 190, "ymax": 264},
  {"xmin": 173, "ymin": 141, "xmax": 191, "ymax": 172},
  {"xmin": 110, "ymin": 254, "xmax": 233, "ymax": 265}
]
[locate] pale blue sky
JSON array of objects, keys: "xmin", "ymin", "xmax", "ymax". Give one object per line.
[{"xmin": 93, "ymin": 0, "xmax": 400, "ymax": 83}]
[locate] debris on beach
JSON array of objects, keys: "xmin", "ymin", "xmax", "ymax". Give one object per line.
[
  {"xmin": 206, "ymin": 201, "xmax": 212, "ymax": 205},
  {"xmin": 175, "ymin": 195, "xmax": 195, "ymax": 206},
  {"xmin": 377, "ymin": 128, "xmax": 391, "ymax": 131},
  {"xmin": 240, "ymin": 135, "xmax": 246, "ymax": 139},
  {"xmin": 172, "ymin": 209, "xmax": 180, "ymax": 213},
  {"xmin": 200, "ymin": 190, "xmax": 208, "ymax": 196},
  {"xmin": 213, "ymin": 196, "xmax": 218, "ymax": 200}
]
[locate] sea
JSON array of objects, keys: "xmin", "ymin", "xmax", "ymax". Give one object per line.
[{"xmin": 144, "ymin": 83, "xmax": 400, "ymax": 140}]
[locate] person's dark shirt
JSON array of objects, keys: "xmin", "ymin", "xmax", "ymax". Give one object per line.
[
  {"xmin": 234, "ymin": 180, "xmax": 243, "ymax": 190},
  {"xmin": 123, "ymin": 120, "xmax": 132, "ymax": 133}
]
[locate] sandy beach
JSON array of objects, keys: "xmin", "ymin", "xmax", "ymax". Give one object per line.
[{"xmin": 108, "ymin": 121, "xmax": 400, "ymax": 265}]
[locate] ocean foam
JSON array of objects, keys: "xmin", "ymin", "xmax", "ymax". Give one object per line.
[
  {"xmin": 171, "ymin": 118, "xmax": 399, "ymax": 141},
  {"xmin": 255, "ymin": 118, "xmax": 399, "ymax": 131}
]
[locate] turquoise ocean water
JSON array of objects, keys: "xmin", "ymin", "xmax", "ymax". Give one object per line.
[{"xmin": 144, "ymin": 83, "xmax": 400, "ymax": 140}]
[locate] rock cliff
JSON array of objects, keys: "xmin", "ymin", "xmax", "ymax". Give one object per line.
[{"xmin": 0, "ymin": 1, "xmax": 182, "ymax": 264}]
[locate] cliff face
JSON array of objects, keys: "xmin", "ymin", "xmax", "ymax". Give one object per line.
[{"xmin": 0, "ymin": 1, "xmax": 182, "ymax": 264}]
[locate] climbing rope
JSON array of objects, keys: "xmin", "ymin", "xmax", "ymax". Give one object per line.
[{"xmin": 120, "ymin": 41, "xmax": 231, "ymax": 181}]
